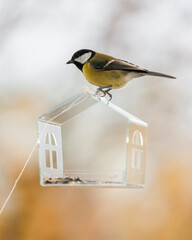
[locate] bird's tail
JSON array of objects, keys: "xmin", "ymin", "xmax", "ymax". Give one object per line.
[{"xmin": 145, "ymin": 71, "xmax": 176, "ymax": 79}]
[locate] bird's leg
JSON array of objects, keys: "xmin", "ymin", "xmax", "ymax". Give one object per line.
[
  {"xmin": 96, "ymin": 86, "xmax": 113, "ymax": 101},
  {"xmin": 105, "ymin": 88, "xmax": 112, "ymax": 101},
  {"xmin": 96, "ymin": 87, "xmax": 106, "ymax": 97}
]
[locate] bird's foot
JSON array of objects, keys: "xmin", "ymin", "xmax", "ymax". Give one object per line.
[{"xmin": 96, "ymin": 86, "xmax": 113, "ymax": 101}]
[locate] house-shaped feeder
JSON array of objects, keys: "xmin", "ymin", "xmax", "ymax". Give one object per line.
[{"xmin": 37, "ymin": 87, "xmax": 148, "ymax": 188}]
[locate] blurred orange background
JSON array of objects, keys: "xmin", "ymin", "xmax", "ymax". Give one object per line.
[{"xmin": 0, "ymin": 1, "xmax": 192, "ymax": 239}]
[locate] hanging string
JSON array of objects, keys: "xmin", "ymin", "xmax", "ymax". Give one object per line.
[{"xmin": 0, "ymin": 93, "xmax": 89, "ymax": 215}]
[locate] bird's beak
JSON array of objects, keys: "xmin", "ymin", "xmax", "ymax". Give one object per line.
[{"xmin": 66, "ymin": 59, "xmax": 74, "ymax": 64}]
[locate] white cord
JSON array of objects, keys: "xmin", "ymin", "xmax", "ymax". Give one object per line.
[
  {"xmin": 0, "ymin": 93, "xmax": 88, "ymax": 215},
  {"xmin": 0, "ymin": 142, "xmax": 38, "ymax": 215}
]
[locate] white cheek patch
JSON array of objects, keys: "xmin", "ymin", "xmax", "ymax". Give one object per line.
[{"xmin": 75, "ymin": 52, "xmax": 92, "ymax": 64}]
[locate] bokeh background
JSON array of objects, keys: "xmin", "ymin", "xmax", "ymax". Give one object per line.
[{"xmin": 0, "ymin": 0, "xmax": 192, "ymax": 239}]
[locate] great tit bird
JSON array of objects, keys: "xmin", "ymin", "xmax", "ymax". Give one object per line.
[{"xmin": 67, "ymin": 49, "xmax": 176, "ymax": 100}]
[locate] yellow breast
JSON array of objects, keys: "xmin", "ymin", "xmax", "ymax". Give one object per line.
[{"xmin": 82, "ymin": 62, "xmax": 128, "ymax": 89}]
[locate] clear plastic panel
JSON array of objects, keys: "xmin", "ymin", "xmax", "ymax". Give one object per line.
[{"xmin": 37, "ymin": 87, "xmax": 147, "ymax": 188}]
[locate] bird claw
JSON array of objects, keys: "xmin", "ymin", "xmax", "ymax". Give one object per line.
[
  {"xmin": 96, "ymin": 89, "xmax": 106, "ymax": 97},
  {"xmin": 96, "ymin": 87, "xmax": 112, "ymax": 101}
]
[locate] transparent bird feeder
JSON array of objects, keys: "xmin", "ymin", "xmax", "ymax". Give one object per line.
[{"xmin": 37, "ymin": 87, "xmax": 148, "ymax": 188}]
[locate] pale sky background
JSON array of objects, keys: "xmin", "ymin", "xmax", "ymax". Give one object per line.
[
  {"xmin": 0, "ymin": 0, "xmax": 191, "ymax": 154},
  {"xmin": 0, "ymin": 0, "xmax": 191, "ymax": 178}
]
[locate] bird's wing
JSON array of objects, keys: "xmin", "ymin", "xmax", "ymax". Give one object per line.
[
  {"xmin": 89, "ymin": 57, "xmax": 176, "ymax": 79},
  {"xmin": 90, "ymin": 58, "xmax": 148, "ymax": 73}
]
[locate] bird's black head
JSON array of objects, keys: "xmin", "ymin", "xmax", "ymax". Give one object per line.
[{"xmin": 66, "ymin": 49, "xmax": 95, "ymax": 71}]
